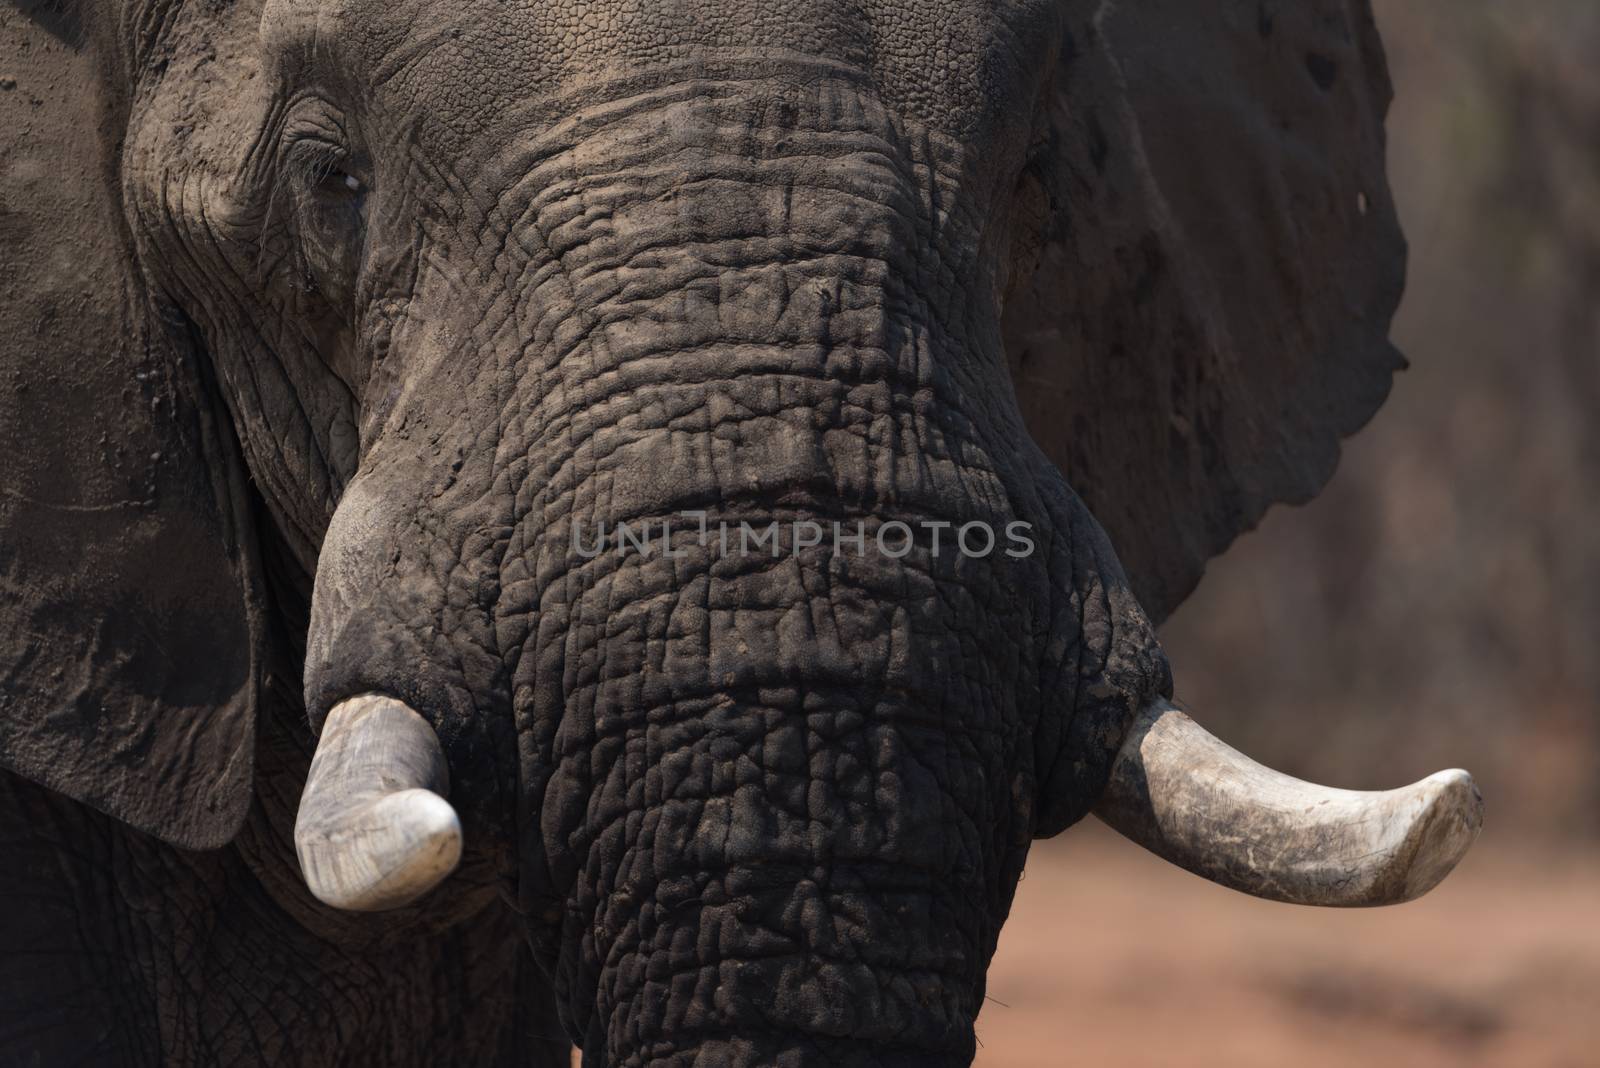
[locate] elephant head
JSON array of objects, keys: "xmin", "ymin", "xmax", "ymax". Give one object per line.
[{"xmin": 0, "ymin": 0, "xmax": 1480, "ymax": 1064}]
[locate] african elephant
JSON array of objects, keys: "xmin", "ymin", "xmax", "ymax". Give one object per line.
[{"xmin": 0, "ymin": 0, "xmax": 1481, "ymax": 1064}]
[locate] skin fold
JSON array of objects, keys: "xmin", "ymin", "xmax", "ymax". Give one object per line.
[{"xmin": 0, "ymin": 0, "xmax": 1408, "ymax": 1065}]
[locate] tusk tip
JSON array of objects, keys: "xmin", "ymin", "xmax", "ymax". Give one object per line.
[
  {"xmin": 294, "ymin": 693, "xmax": 462, "ymax": 913},
  {"xmin": 298, "ymin": 788, "xmax": 463, "ymax": 912},
  {"xmin": 1397, "ymin": 768, "xmax": 1483, "ymax": 903}
]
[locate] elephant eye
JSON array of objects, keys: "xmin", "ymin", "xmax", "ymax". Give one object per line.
[
  {"xmin": 315, "ymin": 165, "xmax": 366, "ymax": 200},
  {"xmin": 286, "ymin": 142, "xmax": 369, "ymax": 309},
  {"xmin": 305, "ymin": 156, "xmax": 368, "ymax": 205},
  {"xmin": 285, "ymin": 134, "xmax": 368, "ymax": 206}
]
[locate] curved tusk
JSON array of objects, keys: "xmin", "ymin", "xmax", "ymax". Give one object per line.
[
  {"xmin": 294, "ymin": 693, "xmax": 463, "ymax": 911},
  {"xmin": 1094, "ymin": 699, "xmax": 1483, "ymax": 906}
]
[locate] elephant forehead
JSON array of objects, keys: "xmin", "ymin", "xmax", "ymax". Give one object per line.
[{"xmin": 269, "ymin": 0, "xmax": 1060, "ymax": 147}]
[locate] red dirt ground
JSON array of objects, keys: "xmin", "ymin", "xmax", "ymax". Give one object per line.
[{"xmin": 974, "ymin": 821, "xmax": 1600, "ymax": 1068}]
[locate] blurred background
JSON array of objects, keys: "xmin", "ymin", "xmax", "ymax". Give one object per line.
[{"xmin": 978, "ymin": 1, "xmax": 1600, "ymax": 1064}]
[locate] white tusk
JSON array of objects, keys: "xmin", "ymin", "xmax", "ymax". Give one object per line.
[
  {"xmin": 294, "ymin": 693, "xmax": 463, "ymax": 911},
  {"xmin": 1094, "ymin": 699, "xmax": 1483, "ymax": 906}
]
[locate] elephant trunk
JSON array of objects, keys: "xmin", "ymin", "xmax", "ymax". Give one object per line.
[{"xmin": 535, "ymin": 530, "xmax": 1041, "ymax": 1063}]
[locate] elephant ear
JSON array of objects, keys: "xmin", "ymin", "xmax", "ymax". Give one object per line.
[
  {"xmin": 0, "ymin": 3, "xmax": 261, "ymax": 848},
  {"xmin": 1005, "ymin": 0, "xmax": 1406, "ymax": 622}
]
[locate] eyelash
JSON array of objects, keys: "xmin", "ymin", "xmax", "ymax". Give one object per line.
[{"xmin": 291, "ymin": 141, "xmax": 366, "ymax": 196}]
